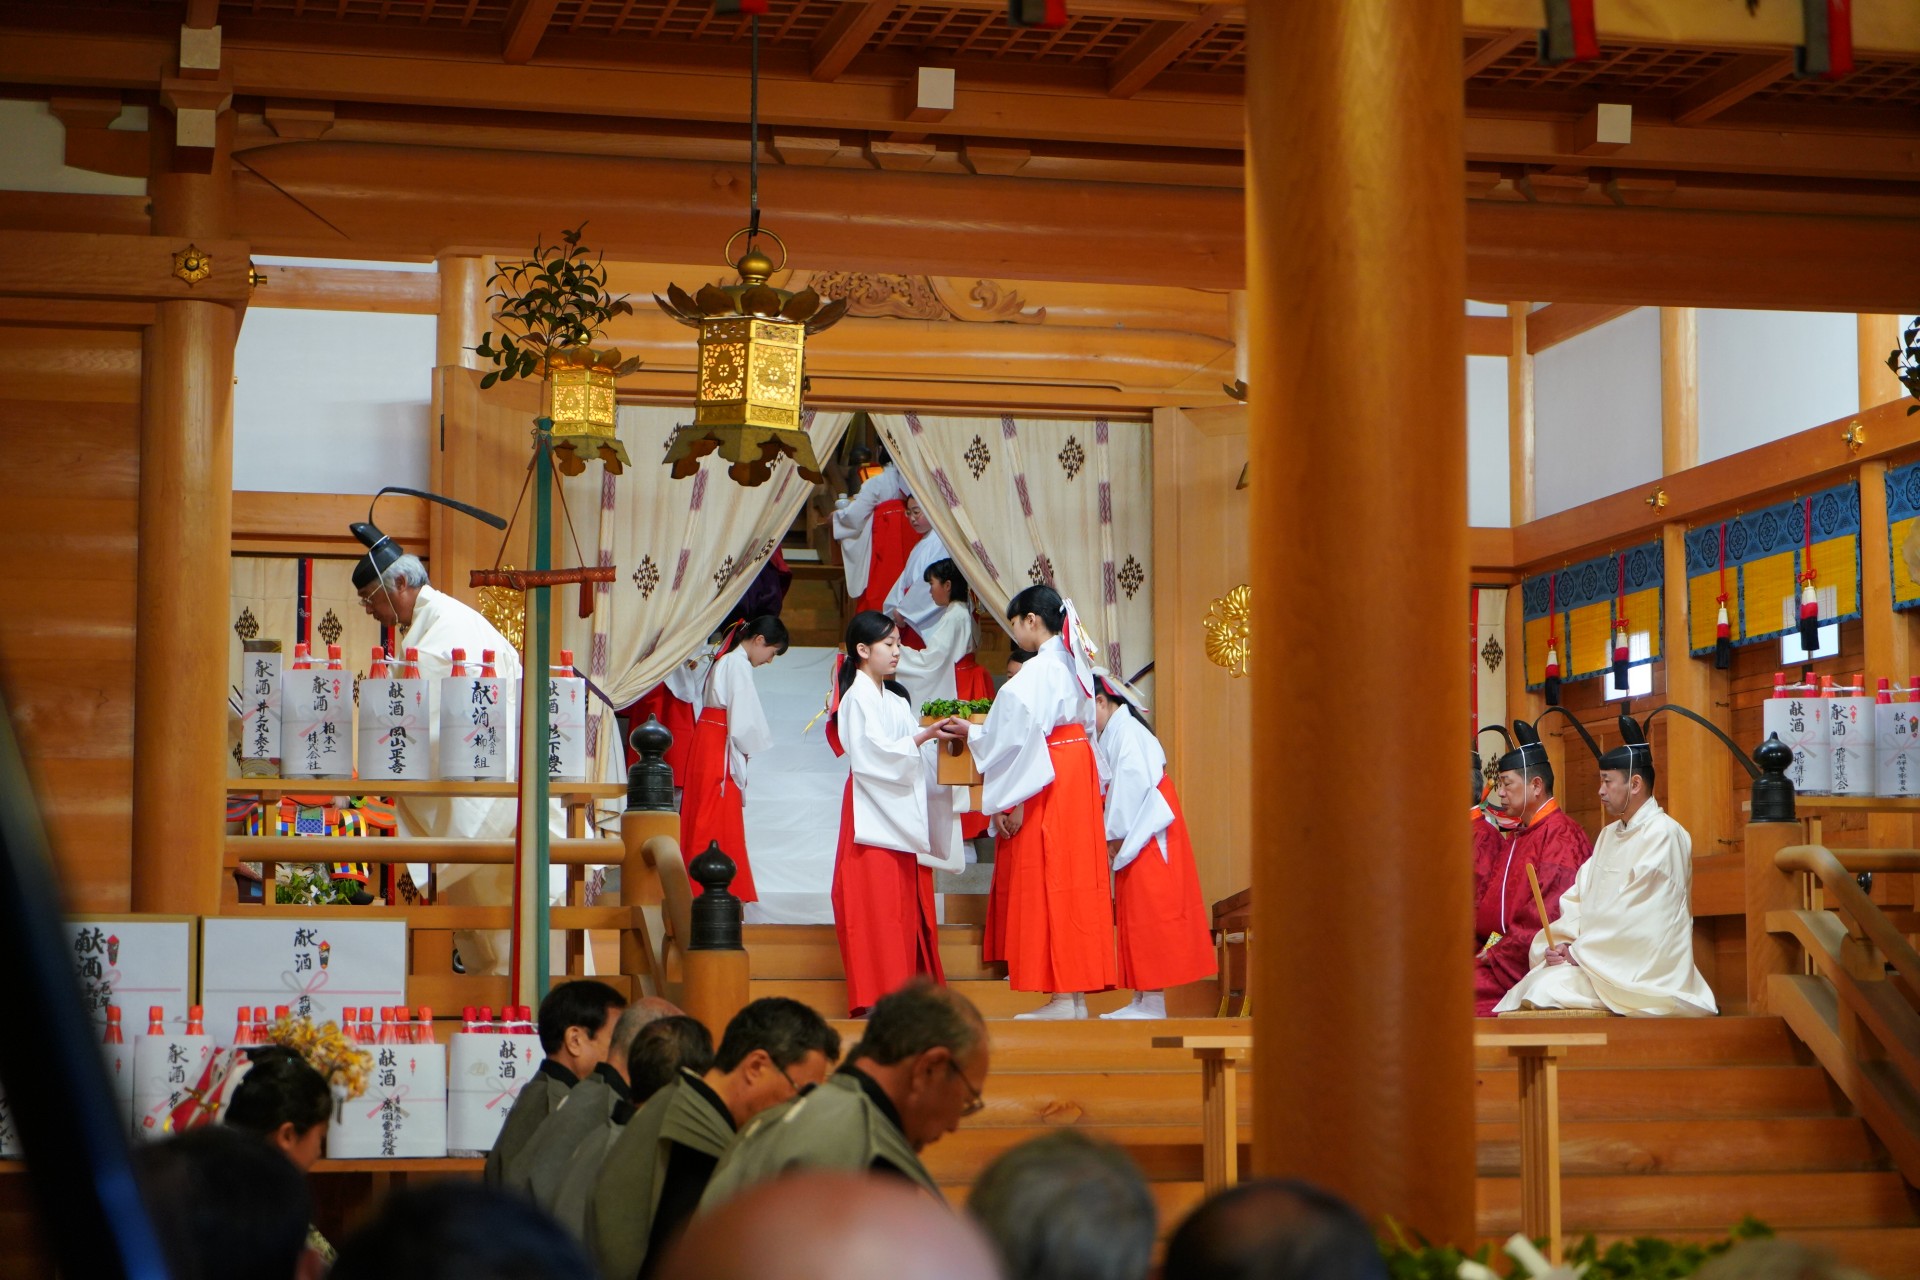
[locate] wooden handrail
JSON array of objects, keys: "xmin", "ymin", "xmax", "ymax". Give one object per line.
[
  {"xmin": 225, "ymin": 837, "xmax": 615, "ymax": 865},
  {"xmin": 1775, "ymin": 844, "xmax": 1920, "ymax": 994}
]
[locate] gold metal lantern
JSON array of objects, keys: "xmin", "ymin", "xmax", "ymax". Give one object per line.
[
  {"xmin": 656, "ymin": 230, "xmax": 848, "ymax": 487},
  {"xmin": 544, "ymin": 346, "xmax": 630, "ymax": 476}
]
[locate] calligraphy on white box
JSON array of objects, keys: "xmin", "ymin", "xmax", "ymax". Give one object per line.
[
  {"xmin": 200, "ymin": 919, "xmax": 406, "ymax": 1044},
  {"xmin": 447, "ymin": 1033, "xmax": 541, "ymax": 1153},
  {"xmin": 329, "ymin": 1044, "xmax": 448, "ymax": 1159}
]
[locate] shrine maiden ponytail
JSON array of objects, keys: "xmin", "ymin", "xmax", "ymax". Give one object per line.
[
  {"xmin": 716, "ymin": 614, "xmax": 791, "ymax": 658},
  {"xmin": 1005, "ymin": 584, "xmax": 1065, "ymax": 632}
]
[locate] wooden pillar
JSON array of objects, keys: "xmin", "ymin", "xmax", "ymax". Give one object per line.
[
  {"xmin": 1858, "ymin": 461, "xmax": 1913, "ymax": 854},
  {"xmin": 1507, "ymin": 302, "xmax": 1535, "ymax": 525},
  {"xmin": 436, "ymin": 254, "xmax": 488, "ymax": 371},
  {"xmin": 1859, "ymin": 314, "xmax": 1904, "ymax": 410},
  {"xmin": 1660, "ymin": 308, "xmax": 1699, "ymax": 475},
  {"xmin": 1661, "ymin": 524, "xmax": 1731, "ymax": 849},
  {"xmin": 1745, "ymin": 818, "xmax": 1803, "ymax": 1011},
  {"xmin": 132, "ymin": 111, "xmax": 237, "ymax": 915},
  {"xmin": 1247, "ymin": 0, "xmax": 1474, "ymax": 1245}
]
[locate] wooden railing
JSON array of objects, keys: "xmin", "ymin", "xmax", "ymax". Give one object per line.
[{"xmin": 1763, "ymin": 842, "xmax": 1920, "ymax": 1187}]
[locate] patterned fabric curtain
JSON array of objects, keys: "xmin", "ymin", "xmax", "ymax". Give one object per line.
[
  {"xmin": 559, "ymin": 405, "xmax": 852, "ymax": 766},
  {"xmin": 871, "ymin": 413, "xmax": 1154, "ymax": 683},
  {"xmin": 1522, "ymin": 540, "xmax": 1663, "ymax": 689},
  {"xmin": 1472, "ymin": 587, "xmax": 1508, "ymax": 734},
  {"xmin": 1684, "ymin": 480, "xmax": 1861, "ymax": 652},
  {"xmin": 1885, "ymin": 461, "xmax": 1920, "ymax": 612}
]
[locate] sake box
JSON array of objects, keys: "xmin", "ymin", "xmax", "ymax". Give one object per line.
[
  {"xmin": 357, "ymin": 674, "xmax": 432, "ymax": 782},
  {"xmin": 446, "ymin": 1033, "xmax": 542, "ymax": 1154},
  {"xmin": 1877, "ymin": 702, "xmax": 1920, "ymax": 797},
  {"xmin": 1827, "ymin": 693, "xmax": 1875, "ymax": 796},
  {"xmin": 439, "ymin": 674, "xmax": 511, "ymax": 782},
  {"xmin": 282, "ymin": 666, "xmax": 354, "ymax": 780},
  {"xmin": 328, "ymin": 1043, "xmax": 448, "ymax": 1159},
  {"xmin": 132, "ymin": 1034, "xmax": 215, "ymax": 1141},
  {"xmin": 1763, "ymin": 691, "xmax": 1829, "ymax": 795},
  {"xmin": 547, "ymin": 673, "xmax": 589, "ymax": 783}
]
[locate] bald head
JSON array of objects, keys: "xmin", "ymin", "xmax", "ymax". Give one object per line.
[
  {"xmin": 606, "ymin": 996, "xmax": 683, "ymax": 1085},
  {"xmin": 1163, "ymin": 1179, "xmax": 1384, "ymax": 1280},
  {"xmin": 657, "ymin": 1172, "xmax": 996, "ymax": 1280}
]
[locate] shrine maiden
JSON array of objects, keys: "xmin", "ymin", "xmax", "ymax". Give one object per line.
[
  {"xmin": 631, "ymin": 649, "xmax": 711, "ymax": 791},
  {"xmin": 883, "ymin": 495, "xmax": 951, "ymax": 641},
  {"xmin": 893, "ymin": 558, "xmax": 994, "ymax": 853},
  {"xmin": 1472, "ymin": 718, "xmax": 1592, "ymax": 1015},
  {"xmin": 679, "ymin": 617, "xmax": 786, "ymax": 902},
  {"xmin": 1496, "ymin": 714, "xmax": 1718, "ymax": 1017},
  {"xmin": 832, "ymin": 462, "xmax": 917, "ymax": 615},
  {"xmin": 1092, "ymin": 672, "xmax": 1215, "ymax": 1019},
  {"xmin": 831, "ymin": 611, "xmax": 970, "ymax": 1017},
  {"xmin": 967, "ymin": 586, "xmax": 1117, "ymax": 1020}
]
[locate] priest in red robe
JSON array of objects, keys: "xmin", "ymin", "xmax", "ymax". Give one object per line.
[{"xmin": 1473, "ymin": 718, "xmax": 1594, "ymax": 1016}]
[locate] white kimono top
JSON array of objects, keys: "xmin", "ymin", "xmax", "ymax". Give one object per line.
[
  {"xmin": 395, "ymin": 584, "xmax": 523, "ymax": 845},
  {"xmin": 831, "ymin": 466, "xmax": 908, "ymax": 598},
  {"xmin": 893, "ymin": 601, "xmax": 976, "ymax": 707},
  {"xmin": 1096, "ymin": 711, "xmax": 1177, "ymax": 872},
  {"xmin": 662, "ymin": 648, "xmax": 712, "ymax": 714},
  {"xmin": 1494, "ymin": 797, "xmax": 1718, "ymax": 1017},
  {"xmin": 883, "ymin": 528, "xmax": 951, "ymax": 636},
  {"xmin": 838, "ymin": 674, "xmax": 942, "ymax": 864},
  {"xmin": 705, "ymin": 646, "xmax": 773, "ymax": 786},
  {"xmin": 969, "ymin": 634, "xmax": 1098, "ymax": 817}
]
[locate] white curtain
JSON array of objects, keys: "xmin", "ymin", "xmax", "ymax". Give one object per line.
[
  {"xmin": 560, "ymin": 406, "xmax": 852, "ymax": 765},
  {"xmin": 872, "ymin": 413, "xmax": 1154, "ymax": 682}
]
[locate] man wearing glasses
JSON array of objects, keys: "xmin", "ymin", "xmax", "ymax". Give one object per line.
[
  {"xmin": 698, "ymin": 980, "xmax": 990, "ymax": 1212},
  {"xmin": 590, "ymin": 998, "xmax": 842, "ymax": 1280}
]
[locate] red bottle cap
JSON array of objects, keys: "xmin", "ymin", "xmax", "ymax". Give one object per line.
[
  {"xmin": 274, "ymin": 1006, "xmax": 290, "ymax": 1020},
  {"xmin": 560, "ymin": 649, "xmax": 574, "ymax": 667}
]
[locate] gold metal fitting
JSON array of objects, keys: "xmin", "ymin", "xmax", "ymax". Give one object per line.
[
  {"xmin": 1645, "ymin": 487, "xmax": 1668, "ymax": 510},
  {"xmin": 1843, "ymin": 421, "xmax": 1866, "ymax": 453}
]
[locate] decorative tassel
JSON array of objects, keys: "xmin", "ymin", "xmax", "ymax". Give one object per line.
[
  {"xmin": 714, "ymin": 0, "xmax": 770, "ymax": 13},
  {"xmin": 1611, "ymin": 552, "xmax": 1630, "ymax": 691},
  {"xmin": 1544, "ymin": 572, "xmax": 1561, "ymax": 707},
  {"xmin": 1539, "ymin": 0, "xmax": 1598, "ymax": 64},
  {"xmin": 1798, "ymin": 495, "xmax": 1821, "ymax": 651},
  {"xmin": 1009, "ymin": 0, "xmax": 1068, "ymax": 28},
  {"xmin": 1796, "ymin": 0, "xmax": 1853, "ymax": 80},
  {"xmin": 1714, "ymin": 521, "xmax": 1732, "ymax": 670}
]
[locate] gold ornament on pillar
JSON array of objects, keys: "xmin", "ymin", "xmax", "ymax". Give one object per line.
[
  {"xmin": 654, "ymin": 14, "xmax": 847, "ymax": 488},
  {"xmin": 1203, "ymin": 584, "xmax": 1251, "ymax": 677},
  {"xmin": 472, "ymin": 224, "xmax": 641, "ymax": 476},
  {"xmin": 171, "ymin": 244, "xmax": 213, "ymax": 286}
]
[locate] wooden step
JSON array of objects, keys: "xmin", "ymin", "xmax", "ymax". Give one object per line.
[
  {"xmin": 746, "ymin": 924, "xmax": 1002, "ymax": 981},
  {"xmin": 750, "ymin": 977, "xmax": 1148, "ymax": 1019},
  {"xmin": 1475, "ymin": 1064, "xmax": 1843, "ymax": 1123},
  {"xmin": 1477, "ymin": 1170, "xmax": 1920, "ymax": 1233},
  {"xmin": 1471, "ymin": 1015, "xmax": 1807, "ymax": 1068},
  {"xmin": 831, "ymin": 1017, "xmax": 1252, "ymax": 1073}
]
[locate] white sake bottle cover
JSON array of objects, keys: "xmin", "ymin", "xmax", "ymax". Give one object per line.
[
  {"xmin": 282, "ymin": 647, "xmax": 354, "ymax": 780},
  {"xmin": 1876, "ymin": 680, "xmax": 1920, "ymax": 798},
  {"xmin": 132, "ymin": 1032, "xmax": 215, "ymax": 1141},
  {"xmin": 358, "ymin": 649, "xmax": 432, "ymax": 782},
  {"xmin": 1827, "ymin": 678, "xmax": 1875, "ymax": 796},
  {"xmin": 439, "ymin": 649, "xmax": 511, "ymax": 782},
  {"xmin": 239, "ymin": 641, "xmax": 282, "ymax": 777},
  {"xmin": 447, "ymin": 1032, "xmax": 542, "ymax": 1153},
  {"xmin": 1762, "ymin": 675, "xmax": 1830, "ymax": 795},
  {"xmin": 329, "ymin": 1042, "xmax": 449, "ymax": 1159},
  {"xmin": 547, "ymin": 650, "xmax": 588, "ymax": 783}
]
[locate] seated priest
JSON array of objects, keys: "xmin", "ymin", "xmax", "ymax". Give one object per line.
[
  {"xmin": 1473, "ymin": 720, "xmax": 1593, "ymax": 1016},
  {"xmin": 1496, "ymin": 713, "xmax": 1718, "ymax": 1018}
]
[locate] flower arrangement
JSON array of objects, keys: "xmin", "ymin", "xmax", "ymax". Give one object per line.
[
  {"xmin": 262, "ymin": 1013, "xmax": 371, "ymax": 1102},
  {"xmin": 1381, "ymin": 1218, "xmax": 1772, "ymax": 1280},
  {"xmin": 920, "ymin": 698, "xmax": 993, "ymax": 719}
]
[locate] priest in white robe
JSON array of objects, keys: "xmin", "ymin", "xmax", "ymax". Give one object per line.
[
  {"xmin": 883, "ymin": 495, "xmax": 950, "ymax": 640},
  {"xmin": 1495, "ymin": 716, "xmax": 1717, "ymax": 1017}
]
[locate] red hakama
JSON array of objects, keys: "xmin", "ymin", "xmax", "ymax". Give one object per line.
[
  {"xmin": 830, "ymin": 777, "xmax": 944, "ymax": 1016},
  {"xmin": 679, "ymin": 707, "xmax": 758, "ymax": 901},
  {"xmin": 953, "ymin": 655, "xmax": 993, "ymax": 841},
  {"xmin": 855, "ymin": 498, "xmax": 919, "ymax": 616},
  {"xmin": 630, "ymin": 685, "xmax": 695, "ymax": 787},
  {"xmin": 1113, "ymin": 777, "xmax": 1216, "ymax": 991},
  {"xmin": 993, "ymin": 726, "xmax": 1117, "ymax": 994}
]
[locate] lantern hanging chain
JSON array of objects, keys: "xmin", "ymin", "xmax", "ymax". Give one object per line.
[{"xmin": 747, "ymin": 14, "xmax": 761, "ymax": 244}]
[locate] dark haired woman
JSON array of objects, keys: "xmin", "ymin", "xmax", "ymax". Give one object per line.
[
  {"xmin": 967, "ymin": 585, "xmax": 1117, "ymax": 1020},
  {"xmin": 1093, "ymin": 672, "xmax": 1215, "ymax": 1020},
  {"xmin": 895, "ymin": 558, "xmax": 995, "ymax": 856},
  {"xmin": 224, "ymin": 1045, "xmax": 337, "ymax": 1266},
  {"xmin": 832, "ymin": 611, "xmax": 970, "ymax": 1016},
  {"xmin": 680, "ymin": 615, "xmax": 788, "ymax": 902}
]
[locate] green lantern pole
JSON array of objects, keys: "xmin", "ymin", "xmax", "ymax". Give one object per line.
[{"xmin": 513, "ymin": 429, "xmax": 555, "ymax": 1009}]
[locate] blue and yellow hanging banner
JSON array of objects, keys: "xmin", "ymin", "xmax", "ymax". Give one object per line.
[
  {"xmin": 1684, "ymin": 480, "xmax": 1861, "ymax": 655},
  {"xmin": 1521, "ymin": 541, "xmax": 1663, "ymax": 690},
  {"xmin": 1884, "ymin": 460, "xmax": 1920, "ymax": 611}
]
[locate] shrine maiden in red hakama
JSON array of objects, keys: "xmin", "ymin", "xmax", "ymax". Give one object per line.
[
  {"xmin": 679, "ymin": 624, "xmax": 783, "ymax": 902},
  {"xmin": 832, "ymin": 466, "xmax": 919, "ymax": 616},
  {"xmin": 894, "ymin": 562, "xmax": 991, "ymax": 853}
]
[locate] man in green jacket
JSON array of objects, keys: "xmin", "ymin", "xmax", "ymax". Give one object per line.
[
  {"xmin": 589, "ymin": 998, "xmax": 841, "ymax": 1280},
  {"xmin": 481, "ymin": 979, "xmax": 626, "ymax": 1186},
  {"xmin": 698, "ymin": 980, "xmax": 988, "ymax": 1208}
]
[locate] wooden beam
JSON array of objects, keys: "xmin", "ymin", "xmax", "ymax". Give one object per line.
[
  {"xmin": 0, "ymin": 230, "xmax": 251, "ymax": 304},
  {"xmin": 501, "ymin": 0, "xmax": 561, "ymax": 65},
  {"xmin": 1525, "ymin": 302, "xmax": 1636, "ymax": 352},
  {"xmin": 1465, "ymin": 313, "xmax": 1506, "ymax": 356},
  {"xmin": 810, "ymin": 1, "xmax": 893, "ymax": 82},
  {"xmin": 249, "ymin": 265, "xmax": 437, "ymax": 314},
  {"xmin": 233, "ymin": 491, "xmax": 429, "ymax": 546},
  {"xmin": 0, "ymin": 297, "xmax": 155, "ymax": 329},
  {"xmin": 1659, "ymin": 307, "xmax": 1698, "ymax": 474},
  {"xmin": 1107, "ymin": 11, "xmax": 1221, "ymax": 98},
  {"xmin": 1671, "ymin": 54, "xmax": 1794, "ymax": 126},
  {"xmin": 1507, "ymin": 302, "xmax": 1534, "ymax": 525},
  {"xmin": 1462, "ymin": 28, "xmax": 1528, "ymax": 77}
]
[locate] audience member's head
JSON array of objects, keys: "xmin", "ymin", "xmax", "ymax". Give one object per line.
[
  {"xmin": 705, "ymin": 997, "xmax": 842, "ymax": 1126},
  {"xmin": 536, "ymin": 979, "xmax": 626, "ymax": 1075},
  {"xmin": 329, "ymin": 1182, "xmax": 594, "ymax": 1280},
  {"xmin": 137, "ymin": 1123, "xmax": 316, "ymax": 1280},
  {"xmin": 628, "ymin": 1015, "xmax": 716, "ymax": 1104},
  {"xmin": 847, "ymin": 979, "xmax": 988, "ymax": 1152},
  {"xmin": 968, "ymin": 1130, "xmax": 1155, "ymax": 1280},
  {"xmin": 224, "ymin": 1046, "xmax": 334, "ymax": 1172},
  {"xmin": 606, "ymin": 996, "xmax": 681, "ymax": 1086},
  {"xmin": 1163, "ymin": 1179, "xmax": 1385, "ymax": 1280},
  {"xmin": 1693, "ymin": 1239, "xmax": 1872, "ymax": 1280},
  {"xmin": 657, "ymin": 1170, "xmax": 997, "ymax": 1280}
]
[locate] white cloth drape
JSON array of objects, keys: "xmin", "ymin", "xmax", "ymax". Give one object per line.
[
  {"xmin": 873, "ymin": 414, "xmax": 1153, "ymax": 687},
  {"xmin": 560, "ymin": 406, "xmax": 851, "ymax": 767}
]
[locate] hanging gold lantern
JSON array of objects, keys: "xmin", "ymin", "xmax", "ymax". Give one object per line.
[
  {"xmin": 656, "ymin": 229, "xmax": 848, "ymax": 487},
  {"xmin": 544, "ymin": 346, "xmax": 630, "ymax": 476}
]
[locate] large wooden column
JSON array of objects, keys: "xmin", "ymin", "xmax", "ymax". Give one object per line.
[
  {"xmin": 1246, "ymin": 0, "xmax": 1474, "ymax": 1244},
  {"xmin": 133, "ymin": 111, "xmax": 237, "ymax": 915}
]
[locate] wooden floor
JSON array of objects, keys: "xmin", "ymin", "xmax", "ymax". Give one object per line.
[{"xmin": 751, "ymin": 924, "xmax": 1920, "ymax": 1275}]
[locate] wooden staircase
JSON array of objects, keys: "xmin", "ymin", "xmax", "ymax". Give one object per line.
[{"xmin": 745, "ymin": 924, "xmax": 1920, "ymax": 1273}]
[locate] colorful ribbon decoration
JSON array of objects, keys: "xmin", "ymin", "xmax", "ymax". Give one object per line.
[
  {"xmin": 1799, "ymin": 495, "xmax": 1821, "ymax": 649},
  {"xmin": 1714, "ymin": 522, "xmax": 1733, "ymax": 669},
  {"xmin": 1543, "ymin": 574, "xmax": 1562, "ymax": 706},
  {"xmin": 1611, "ymin": 552, "xmax": 1631, "ymax": 691}
]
